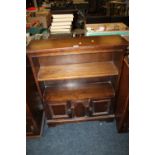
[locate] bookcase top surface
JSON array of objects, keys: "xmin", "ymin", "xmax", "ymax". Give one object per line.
[{"xmin": 27, "ymin": 35, "xmax": 128, "ymax": 54}]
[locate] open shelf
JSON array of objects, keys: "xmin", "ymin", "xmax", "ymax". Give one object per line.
[
  {"xmin": 38, "ymin": 61, "xmax": 118, "ymax": 81},
  {"xmin": 44, "ymin": 82, "xmax": 115, "ymax": 102}
]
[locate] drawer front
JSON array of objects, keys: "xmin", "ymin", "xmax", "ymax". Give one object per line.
[{"xmin": 91, "ymin": 99, "xmax": 111, "ymax": 116}]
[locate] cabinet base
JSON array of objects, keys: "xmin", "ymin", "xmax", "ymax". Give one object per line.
[
  {"xmin": 47, "ymin": 114, "xmax": 115, "ymax": 127},
  {"xmin": 27, "ymin": 112, "xmax": 45, "ymax": 138}
]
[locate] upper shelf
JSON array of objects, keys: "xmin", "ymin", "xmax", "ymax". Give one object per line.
[
  {"xmin": 38, "ymin": 61, "xmax": 118, "ymax": 81},
  {"xmin": 27, "ymin": 35, "xmax": 128, "ymax": 55}
]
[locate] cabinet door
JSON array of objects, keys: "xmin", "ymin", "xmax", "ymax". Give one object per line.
[
  {"xmin": 48, "ymin": 101, "xmax": 73, "ymax": 119},
  {"xmin": 91, "ymin": 99, "xmax": 111, "ymax": 116}
]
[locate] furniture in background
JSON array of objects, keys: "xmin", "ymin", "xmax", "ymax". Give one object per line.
[
  {"xmin": 27, "ymin": 35, "xmax": 128, "ymax": 129},
  {"xmin": 109, "ymin": 1, "xmax": 127, "ymax": 16},
  {"xmin": 86, "ymin": 0, "xmax": 129, "ymax": 26},
  {"xmin": 85, "ymin": 22, "xmax": 128, "ymax": 36},
  {"xmin": 27, "ymin": 8, "xmax": 51, "ymax": 29}
]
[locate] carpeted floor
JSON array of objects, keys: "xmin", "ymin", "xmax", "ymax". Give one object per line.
[{"xmin": 27, "ymin": 121, "xmax": 129, "ymax": 155}]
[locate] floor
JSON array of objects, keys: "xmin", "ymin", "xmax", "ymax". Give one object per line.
[{"xmin": 27, "ymin": 121, "xmax": 129, "ymax": 155}]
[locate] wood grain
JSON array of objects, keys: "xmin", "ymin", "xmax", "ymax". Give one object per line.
[
  {"xmin": 38, "ymin": 52, "xmax": 113, "ymax": 66},
  {"xmin": 115, "ymin": 56, "xmax": 129, "ymax": 132},
  {"xmin": 27, "ymin": 35, "xmax": 128, "ymax": 54},
  {"xmin": 38, "ymin": 61, "xmax": 118, "ymax": 81},
  {"xmin": 44, "ymin": 82, "xmax": 115, "ymax": 102},
  {"xmin": 47, "ymin": 114, "xmax": 115, "ymax": 125},
  {"xmin": 27, "ymin": 35, "xmax": 128, "ymax": 128}
]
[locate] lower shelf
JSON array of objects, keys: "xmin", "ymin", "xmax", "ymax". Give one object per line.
[
  {"xmin": 47, "ymin": 114, "xmax": 115, "ymax": 126},
  {"xmin": 44, "ymin": 82, "xmax": 115, "ymax": 102}
]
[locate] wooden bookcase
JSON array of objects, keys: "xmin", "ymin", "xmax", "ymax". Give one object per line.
[{"xmin": 27, "ymin": 35, "xmax": 128, "ymax": 127}]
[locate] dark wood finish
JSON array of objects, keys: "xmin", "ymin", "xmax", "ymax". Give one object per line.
[
  {"xmin": 47, "ymin": 114, "xmax": 115, "ymax": 126},
  {"xmin": 74, "ymin": 101, "xmax": 86, "ymax": 117},
  {"xmin": 28, "ymin": 56, "xmax": 43, "ymax": 97},
  {"xmin": 44, "ymin": 82, "xmax": 115, "ymax": 102},
  {"xmin": 43, "ymin": 76, "xmax": 117, "ymax": 88},
  {"xmin": 44, "ymin": 82, "xmax": 115, "ymax": 120},
  {"xmin": 91, "ymin": 99, "xmax": 111, "ymax": 116},
  {"xmin": 38, "ymin": 52, "xmax": 113, "ymax": 66},
  {"xmin": 27, "ymin": 35, "xmax": 128, "ymax": 54},
  {"xmin": 115, "ymin": 55, "xmax": 129, "ymax": 132},
  {"xmin": 38, "ymin": 61, "xmax": 118, "ymax": 81},
  {"xmin": 26, "ymin": 58, "xmax": 45, "ymax": 138},
  {"xmin": 49, "ymin": 103, "xmax": 69, "ymax": 119},
  {"xmin": 27, "ymin": 35, "xmax": 128, "ymax": 127}
]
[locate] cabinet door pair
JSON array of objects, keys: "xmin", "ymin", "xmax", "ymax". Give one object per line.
[{"xmin": 46, "ymin": 99, "xmax": 111, "ymax": 119}]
